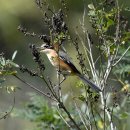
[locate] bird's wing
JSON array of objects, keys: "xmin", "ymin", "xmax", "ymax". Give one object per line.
[
  {"xmin": 58, "ymin": 50, "xmax": 72, "ymax": 61},
  {"xmin": 59, "ymin": 51, "xmax": 80, "ymax": 74}
]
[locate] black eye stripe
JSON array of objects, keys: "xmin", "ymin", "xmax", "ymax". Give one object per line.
[
  {"xmin": 44, "ymin": 45, "xmax": 49, "ymax": 48},
  {"xmin": 41, "ymin": 44, "xmax": 54, "ymax": 49}
]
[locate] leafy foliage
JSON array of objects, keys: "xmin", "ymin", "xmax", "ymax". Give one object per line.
[
  {"xmin": 0, "ymin": 52, "xmax": 19, "ymax": 93},
  {"xmin": 12, "ymin": 93, "xmax": 68, "ymax": 130},
  {"xmin": 1, "ymin": 0, "xmax": 130, "ymax": 130},
  {"xmin": 113, "ymin": 47, "xmax": 130, "ymax": 78},
  {"xmin": 0, "ymin": 51, "xmax": 18, "ymax": 76}
]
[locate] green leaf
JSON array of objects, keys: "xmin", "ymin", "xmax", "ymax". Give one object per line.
[
  {"xmin": 78, "ymin": 95, "xmax": 86, "ymax": 101},
  {"xmin": 124, "ymin": 7, "xmax": 130, "ymax": 11},
  {"xmin": 107, "ymin": 18, "xmax": 114, "ymax": 28},
  {"xmin": 9, "ymin": 61, "xmax": 19, "ymax": 68},
  {"xmin": 12, "ymin": 50, "xmax": 17, "ymax": 61},
  {"xmin": 6, "ymin": 86, "xmax": 16, "ymax": 93},
  {"xmin": 88, "ymin": 4, "xmax": 95, "ymax": 10},
  {"xmin": 88, "ymin": 10, "xmax": 95, "ymax": 16},
  {"xmin": 119, "ymin": 112, "xmax": 129, "ymax": 119},
  {"xmin": 0, "ymin": 57, "xmax": 6, "ymax": 66}
]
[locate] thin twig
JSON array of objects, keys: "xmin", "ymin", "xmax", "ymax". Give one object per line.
[
  {"xmin": 56, "ymin": 108, "xmax": 71, "ymax": 129},
  {"xmin": 112, "ymin": 46, "xmax": 130, "ymax": 66},
  {"xmin": 90, "ymin": 103, "xmax": 99, "ymax": 130},
  {"xmin": 13, "ymin": 74, "xmax": 57, "ymax": 101},
  {"xmin": 74, "ymin": 101, "xmax": 89, "ymax": 130},
  {"xmin": 75, "ymin": 30, "xmax": 92, "ymax": 75},
  {"xmin": 57, "ymin": 40, "xmax": 63, "ymax": 101},
  {"xmin": 0, "ymin": 92, "xmax": 15, "ymax": 120},
  {"xmin": 114, "ymin": 0, "xmax": 120, "ymax": 44},
  {"xmin": 47, "ymin": 76, "xmax": 59, "ymax": 99},
  {"xmin": 58, "ymin": 101, "xmax": 81, "ymax": 130},
  {"xmin": 86, "ymin": 31, "xmax": 99, "ymax": 84}
]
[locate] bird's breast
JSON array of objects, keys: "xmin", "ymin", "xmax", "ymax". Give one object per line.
[{"xmin": 47, "ymin": 55, "xmax": 58, "ymax": 66}]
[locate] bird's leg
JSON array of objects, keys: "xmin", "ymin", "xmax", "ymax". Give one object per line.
[
  {"xmin": 56, "ymin": 70, "xmax": 66, "ymax": 85},
  {"xmin": 58, "ymin": 76, "xmax": 66, "ymax": 100},
  {"xmin": 54, "ymin": 71, "xmax": 66, "ymax": 89},
  {"xmin": 54, "ymin": 74, "xmax": 66, "ymax": 96},
  {"xmin": 59, "ymin": 76, "xmax": 66, "ymax": 85}
]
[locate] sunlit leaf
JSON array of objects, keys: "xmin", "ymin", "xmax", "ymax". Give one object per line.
[
  {"xmin": 9, "ymin": 61, "xmax": 19, "ymax": 68},
  {"xmin": 10, "ymin": 86, "xmax": 15, "ymax": 92},
  {"xmin": 88, "ymin": 4, "xmax": 95, "ymax": 10},
  {"xmin": 106, "ymin": 18, "xmax": 114, "ymax": 28},
  {"xmin": 0, "ymin": 57, "xmax": 6, "ymax": 66},
  {"xmin": 88, "ymin": 10, "xmax": 95, "ymax": 16},
  {"xmin": 12, "ymin": 50, "xmax": 17, "ymax": 61},
  {"xmin": 121, "ymin": 84, "xmax": 129, "ymax": 92},
  {"xmin": 125, "ymin": 7, "xmax": 130, "ymax": 11},
  {"xmin": 6, "ymin": 86, "xmax": 16, "ymax": 93},
  {"xmin": 6, "ymin": 86, "xmax": 11, "ymax": 93},
  {"xmin": 53, "ymin": 114, "xmax": 60, "ymax": 119},
  {"xmin": 98, "ymin": 120, "xmax": 104, "ymax": 129}
]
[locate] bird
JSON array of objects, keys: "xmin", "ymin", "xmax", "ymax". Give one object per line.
[{"xmin": 38, "ymin": 43, "xmax": 101, "ymax": 92}]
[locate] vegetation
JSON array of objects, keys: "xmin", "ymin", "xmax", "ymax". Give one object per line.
[{"xmin": 1, "ymin": 0, "xmax": 130, "ymax": 130}]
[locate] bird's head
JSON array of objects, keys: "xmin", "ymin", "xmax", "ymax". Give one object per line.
[{"xmin": 37, "ymin": 44, "xmax": 54, "ymax": 54}]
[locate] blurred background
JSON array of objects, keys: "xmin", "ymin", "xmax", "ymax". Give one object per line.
[{"xmin": 0, "ymin": 0, "xmax": 130, "ymax": 130}]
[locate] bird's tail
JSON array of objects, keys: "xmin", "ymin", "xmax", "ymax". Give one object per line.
[{"xmin": 77, "ymin": 73, "xmax": 101, "ymax": 92}]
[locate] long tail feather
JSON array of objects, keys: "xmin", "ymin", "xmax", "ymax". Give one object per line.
[{"xmin": 77, "ymin": 74, "xmax": 101, "ymax": 92}]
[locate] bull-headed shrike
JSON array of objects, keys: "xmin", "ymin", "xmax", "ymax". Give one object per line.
[{"xmin": 38, "ymin": 44, "xmax": 101, "ymax": 92}]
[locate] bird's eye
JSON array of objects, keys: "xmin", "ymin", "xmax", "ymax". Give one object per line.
[
  {"xmin": 41, "ymin": 44, "xmax": 49, "ymax": 48},
  {"xmin": 41, "ymin": 44, "xmax": 53, "ymax": 49},
  {"xmin": 44, "ymin": 45, "xmax": 49, "ymax": 48}
]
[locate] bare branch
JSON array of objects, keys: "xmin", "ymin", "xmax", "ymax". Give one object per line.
[
  {"xmin": 13, "ymin": 75, "xmax": 57, "ymax": 101},
  {"xmin": 74, "ymin": 101, "xmax": 89, "ymax": 130},
  {"xmin": 112, "ymin": 46, "xmax": 130, "ymax": 66},
  {"xmin": 0, "ymin": 92, "xmax": 15, "ymax": 120},
  {"xmin": 56, "ymin": 108, "xmax": 71, "ymax": 129}
]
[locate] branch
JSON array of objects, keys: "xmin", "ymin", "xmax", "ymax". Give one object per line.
[
  {"xmin": 14, "ymin": 75, "xmax": 81, "ymax": 129},
  {"xmin": 58, "ymin": 101, "xmax": 81, "ymax": 130},
  {"xmin": 79, "ymin": 8, "xmax": 99, "ymax": 84},
  {"xmin": 13, "ymin": 74, "xmax": 57, "ymax": 102},
  {"xmin": 112, "ymin": 46, "xmax": 130, "ymax": 66},
  {"xmin": 0, "ymin": 92, "xmax": 15, "ymax": 120},
  {"xmin": 114, "ymin": 0, "xmax": 120, "ymax": 44},
  {"xmin": 74, "ymin": 101, "xmax": 89, "ymax": 130},
  {"xmin": 56, "ymin": 108, "xmax": 71, "ymax": 129},
  {"xmin": 86, "ymin": 31, "xmax": 98, "ymax": 82}
]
